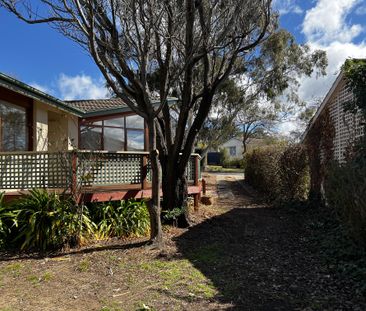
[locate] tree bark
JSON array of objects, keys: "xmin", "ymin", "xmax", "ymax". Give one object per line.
[
  {"xmin": 147, "ymin": 120, "xmax": 163, "ymax": 247},
  {"xmin": 160, "ymin": 156, "xmax": 191, "ymax": 228}
]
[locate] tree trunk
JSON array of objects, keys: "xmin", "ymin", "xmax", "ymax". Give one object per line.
[
  {"xmin": 147, "ymin": 120, "xmax": 163, "ymax": 247},
  {"xmin": 161, "ymin": 156, "xmax": 191, "ymax": 228}
]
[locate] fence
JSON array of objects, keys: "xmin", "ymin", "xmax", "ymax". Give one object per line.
[{"xmin": 0, "ymin": 151, "xmax": 201, "ymax": 191}]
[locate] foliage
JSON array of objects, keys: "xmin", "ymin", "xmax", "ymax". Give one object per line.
[
  {"xmin": 219, "ymin": 148, "xmax": 230, "ymax": 167},
  {"xmin": 0, "ymin": 192, "xmax": 19, "ymax": 248},
  {"xmin": 222, "ymin": 158, "xmax": 245, "ymax": 169},
  {"xmin": 278, "ymin": 145, "xmax": 310, "ymax": 202},
  {"xmin": 306, "ymin": 204, "xmax": 366, "ymax": 296},
  {"xmin": 324, "ymin": 159, "xmax": 366, "ymax": 247},
  {"xmin": 90, "ymin": 200, "xmax": 150, "ymax": 239},
  {"xmin": 11, "ymin": 189, "xmax": 95, "ymax": 251},
  {"xmin": 343, "ymin": 59, "xmax": 366, "ymax": 157},
  {"xmin": 245, "ymin": 144, "xmax": 309, "ymax": 202},
  {"xmin": 245, "ymin": 146, "xmax": 283, "ymax": 201},
  {"xmin": 305, "ymin": 108, "xmax": 335, "ymax": 202}
]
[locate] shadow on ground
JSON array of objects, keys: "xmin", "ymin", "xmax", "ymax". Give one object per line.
[{"xmin": 174, "ymin": 178, "xmax": 365, "ymax": 310}]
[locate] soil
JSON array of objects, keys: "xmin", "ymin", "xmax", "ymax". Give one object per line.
[{"xmin": 0, "ymin": 173, "xmax": 365, "ymax": 311}]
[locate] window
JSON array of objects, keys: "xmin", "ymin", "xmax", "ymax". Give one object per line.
[
  {"xmin": 0, "ymin": 101, "xmax": 29, "ymax": 151},
  {"xmin": 79, "ymin": 115, "xmax": 145, "ymax": 151},
  {"xmin": 229, "ymin": 146, "xmax": 236, "ymax": 157}
]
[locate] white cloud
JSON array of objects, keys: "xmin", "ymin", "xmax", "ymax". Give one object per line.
[
  {"xmin": 302, "ymin": 0, "xmax": 363, "ymax": 44},
  {"xmin": 299, "ymin": 41, "xmax": 366, "ymax": 102},
  {"xmin": 298, "ymin": 0, "xmax": 366, "ymax": 103},
  {"xmin": 273, "ymin": 0, "xmax": 303, "ymax": 15},
  {"xmin": 57, "ymin": 73, "xmax": 109, "ymax": 100}
]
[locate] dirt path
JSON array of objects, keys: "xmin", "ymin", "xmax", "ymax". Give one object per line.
[{"xmin": 176, "ymin": 173, "xmax": 366, "ymax": 310}]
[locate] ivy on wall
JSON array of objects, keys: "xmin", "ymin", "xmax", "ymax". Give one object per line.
[{"xmin": 304, "ymin": 108, "xmax": 335, "ymax": 202}]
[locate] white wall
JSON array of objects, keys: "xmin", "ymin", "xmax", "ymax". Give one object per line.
[{"xmin": 220, "ymin": 138, "xmax": 243, "ymax": 159}]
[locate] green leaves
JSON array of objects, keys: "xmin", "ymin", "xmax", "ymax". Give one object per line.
[
  {"xmin": 91, "ymin": 200, "xmax": 150, "ymax": 239},
  {"xmin": 0, "ymin": 191, "xmax": 150, "ymax": 251}
]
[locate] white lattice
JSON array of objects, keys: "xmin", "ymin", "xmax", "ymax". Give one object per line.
[{"xmin": 328, "ymin": 81, "xmax": 364, "ymax": 163}]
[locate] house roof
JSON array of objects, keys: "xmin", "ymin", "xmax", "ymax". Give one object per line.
[
  {"xmin": 0, "ymin": 72, "xmax": 84, "ymax": 117},
  {"xmin": 0, "ymin": 72, "xmax": 177, "ymax": 118},
  {"xmin": 65, "ymin": 97, "xmax": 177, "ymax": 118},
  {"xmin": 65, "ymin": 98, "xmax": 128, "ymax": 113}
]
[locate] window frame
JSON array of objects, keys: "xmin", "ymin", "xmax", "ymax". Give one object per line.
[
  {"xmin": 79, "ymin": 112, "xmax": 147, "ymax": 151},
  {"xmin": 0, "ymin": 87, "xmax": 33, "ymax": 152}
]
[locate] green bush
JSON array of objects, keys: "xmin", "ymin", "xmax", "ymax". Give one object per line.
[
  {"xmin": 245, "ymin": 146, "xmax": 283, "ymax": 200},
  {"xmin": 222, "ymin": 158, "xmax": 245, "ymax": 169},
  {"xmin": 90, "ymin": 200, "xmax": 150, "ymax": 239},
  {"xmin": 325, "ymin": 159, "xmax": 366, "ymax": 247},
  {"xmin": 0, "ymin": 193, "xmax": 18, "ymax": 248},
  {"xmin": 245, "ymin": 144, "xmax": 309, "ymax": 202},
  {"xmin": 278, "ymin": 144, "xmax": 310, "ymax": 202},
  {"xmin": 219, "ymin": 148, "xmax": 229, "ymax": 166},
  {"xmin": 12, "ymin": 189, "xmax": 95, "ymax": 251}
]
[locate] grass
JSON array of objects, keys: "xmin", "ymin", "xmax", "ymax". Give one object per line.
[
  {"xmin": 206, "ymin": 165, "xmax": 243, "ymax": 173},
  {"xmin": 77, "ymin": 258, "xmax": 91, "ymax": 272}
]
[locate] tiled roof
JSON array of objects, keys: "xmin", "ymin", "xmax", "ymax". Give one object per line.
[{"xmin": 64, "ymin": 98, "xmax": 127, "ymax": 114}]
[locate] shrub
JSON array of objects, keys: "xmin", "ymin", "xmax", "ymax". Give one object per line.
[
  {"xmin": 90, "ymin": 199, "xmax": 150, "ymax": 239},
  {"xmin": 245, "ymin": 146, "xmax": 283, "ymax": 200},
  {"xmin": 278, "ymin": 144, "xmax": 310, "ymax": 202},
  {"xmin": 222, "ymin": 158, "xmax": 245, "ymax": 169},
  {"xmin": 0, "ymin": 193, "xmax": 18, "ymax": 248},
  {"xmin": 324, "ymin": 159, "xmax": 366, "ymax": 247},
  {"xmin": 245, "ymin": 144, "xmax": 309, "ymax": 202},
  {"xmin": 12, "ymin": 189, "xmax": 95, "ymax": 251},
  {"xmin": 219, "ymin": 148, "xmax": 229, "ymax": 166}
]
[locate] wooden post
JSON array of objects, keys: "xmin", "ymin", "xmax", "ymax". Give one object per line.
[
  {"xmin": 71, "ymin": 151, "xmax": 77, "ymax": 199},
  {"xmin": 194, "ymin": 155, "xmax": 199, "ymax": 186},
  {"xmin": 141, "ymin": 154, "xmax": 148, "ymax": 190},
  {"xmin": 202, "ymin": 178, "xmax": 206, "ymax": 195},
  {"xmin": 194, "ymin": 155, "xmax": 200, "ymax": 211}
]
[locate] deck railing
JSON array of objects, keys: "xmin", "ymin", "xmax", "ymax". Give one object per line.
[{"xmin": 0, "ymin": 151, "xmax": 201, "ymax": 191}]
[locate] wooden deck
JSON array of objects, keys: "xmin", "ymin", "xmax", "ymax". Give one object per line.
[{"xmin": 0, "ymin": 151, "xmax": 202, "ymax": 206}]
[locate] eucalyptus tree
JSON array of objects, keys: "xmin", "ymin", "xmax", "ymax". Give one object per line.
[{"xmin": 0, "ymin": 0, "xmax": 326, "ymax": 242}]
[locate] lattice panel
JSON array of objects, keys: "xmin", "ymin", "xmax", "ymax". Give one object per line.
[
  {"xmin": 0, "ymin": 152, "xmax": 72, "ymax": 190},
  {"xmin": 328, "ymin": 82, "xmax": 365, "ymax": 163},
  {"xmin": 146, "ymin": 155, "xmax": 199, "ymax": 183},
  {"xmin": 78, "ymin": 152, "xmax": 143, "ymax": 186}
]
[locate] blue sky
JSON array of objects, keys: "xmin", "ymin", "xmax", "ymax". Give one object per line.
[{"xmin": 0, "ymin": 0, "xmax": 366, "ymax": 117}]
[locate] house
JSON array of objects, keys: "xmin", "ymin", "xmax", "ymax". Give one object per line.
[
  {"xmin": 220, "ymin": 137, "xmax": 243, "ymax": 159},
  {"xmin": 0, "ymin": 72, "xmax": 201, "ymax": 204},
  {"xmin": 302, "ymin": 68, "xmax": 364, "ymax": 163}
]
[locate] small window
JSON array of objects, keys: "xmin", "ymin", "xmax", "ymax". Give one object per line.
[
  {"xmin": 127, "ymin": 129, "xmax": 144, "ymax": 151},
  {"xmin": 126, "ymin": 115, "xmax": 144, "ymax": 129},
  {"xmin": 0, "ymin": 101, "xmax": 29, "ymax": 151},
  {"xmin": 80, "ymin": 125, "xmax": 102, "ymax": 150},
  {"xmin": 104, "ymin": 127, "xmax": 125, "ymax": 151},
  {"xmin": 229, "ymin": 146, "xmax": 236, "ymax": 157}
]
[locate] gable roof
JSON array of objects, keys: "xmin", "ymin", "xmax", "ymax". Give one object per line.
[{"xmin": 0, "ymin": 72, "xmax": 177, "ymax": 118}]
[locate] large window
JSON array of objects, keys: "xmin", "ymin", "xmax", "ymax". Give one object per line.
[
  {"xmin": 80, "ymin": 115, "xmax": 145, "ymax": 151},
  {"xmin": 0, "ymin": 101, "xmax": 29, "ymax": 151}
]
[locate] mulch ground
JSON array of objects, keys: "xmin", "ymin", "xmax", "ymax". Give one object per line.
[{"xmin": 0, "ymin": 174, "xmax": 365, "ymax": 310}]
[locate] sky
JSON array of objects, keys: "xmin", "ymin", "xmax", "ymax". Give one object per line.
[{"xmin": 0, "ymin": 0, "xmax": 366, "ymax": 134}]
